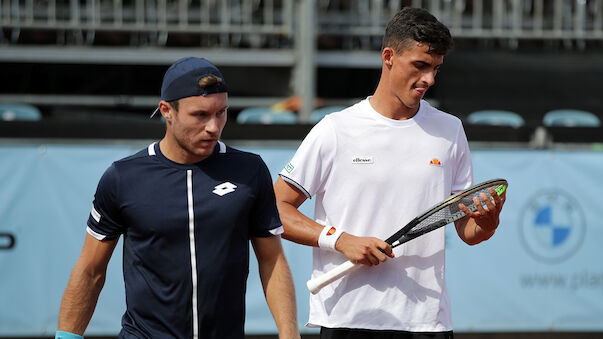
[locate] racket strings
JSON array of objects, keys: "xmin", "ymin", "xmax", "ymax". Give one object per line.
[
  {"xmin": 411, "ymin": 208, "xmax": 453, "ymax": 234},
  {"xmin": 409, "ymin": 185, "xmax": 497, "ymax": 235}
]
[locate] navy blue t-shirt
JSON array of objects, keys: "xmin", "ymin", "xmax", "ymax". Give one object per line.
[{"xmin": 87, "ymin": 141, "xmax": 282, "ymax": 339}]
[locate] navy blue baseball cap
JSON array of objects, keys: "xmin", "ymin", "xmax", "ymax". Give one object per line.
[{"xmin": 151, "ymin": 57, "xmax": 228, "ymax": 117}]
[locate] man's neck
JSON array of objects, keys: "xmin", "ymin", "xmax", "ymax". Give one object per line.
[
  {"xmin": 369, "ymin": 86, "xmax": 419, "ymax": 121},
  {"xmin": 159, "ymin": 137, "xmax": 208, "ymax": 164}
]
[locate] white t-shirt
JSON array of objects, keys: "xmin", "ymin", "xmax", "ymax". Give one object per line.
[{"xmin": 280, "ymin": 98, "xmax": 473, "ymax": 332}]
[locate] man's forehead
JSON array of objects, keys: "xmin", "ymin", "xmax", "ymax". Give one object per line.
[{"xmin": 399, "ymin": 44, "xmax": 444, "ymax": 62}]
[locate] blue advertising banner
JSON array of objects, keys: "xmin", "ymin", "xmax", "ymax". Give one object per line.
[
  {"xmin": 448, "ymin": 150, "xmax": 603, "ymax": 331},
  {"xmin": 0, "ymin": 143, "xmax": 602, "ymax": 336}
]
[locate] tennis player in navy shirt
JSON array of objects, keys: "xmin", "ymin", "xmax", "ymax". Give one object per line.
[{"xmin": 56, "ymin": 57, "xmax": 300, "ymax": 339}]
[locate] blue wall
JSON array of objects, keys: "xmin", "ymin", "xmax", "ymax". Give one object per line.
[{"xmin": 0, "ymin": 142, "xmax": 602, "ymax": 336}]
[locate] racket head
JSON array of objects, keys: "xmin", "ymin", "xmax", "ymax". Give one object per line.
[{"xmin": 388, "ymin": 178, "xmax": 507, "ymax": 247}]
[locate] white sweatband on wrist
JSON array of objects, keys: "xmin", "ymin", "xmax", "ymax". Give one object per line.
[{"xmin": 318, "ymin": 226, "xmax": 343, "ymax": 251}]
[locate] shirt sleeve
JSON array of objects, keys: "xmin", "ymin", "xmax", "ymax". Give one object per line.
[
  {"xmin": 278, "ymin": 117, "xmax": 337, "ymax": 198},
  {"xmin": 451, "ymin": 123, "xmax": 474, "ymax": 194},
  {"xmin": 249, "ymin": 157, "xmax": 283, "ymax": 237},
  {"xmin": 86, "ymin": 163, "xmax": 125, "ymax": 240}
]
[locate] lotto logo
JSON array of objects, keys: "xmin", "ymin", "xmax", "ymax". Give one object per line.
[{"xmin": 213, "ymin": 182, "xmax": 237, "ymax": 196}]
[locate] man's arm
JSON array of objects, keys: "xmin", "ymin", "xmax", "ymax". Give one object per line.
[
  {"xmin": 274, "ymin": 177, "xmax": 393, "ymax": 266},
  {"xmin": 454, "ymin": 187, "xmax": 507, "ymax": 245},
  {"xmin": 251, "ymin": 235, "xmax": 300, "ymax": 339},
  {"xmin": 58, "ymin": 233, "xmax": 119, "ymax": 335}
]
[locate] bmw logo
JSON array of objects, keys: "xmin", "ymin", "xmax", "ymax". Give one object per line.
[{"xmin": 519, "ymin": 189, "xmax": 586, "ymax": 263}]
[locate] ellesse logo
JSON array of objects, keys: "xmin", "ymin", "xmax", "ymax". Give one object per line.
[{"xmin": 352, "ymin": 156, "xmax": 373, "ymax": 164}]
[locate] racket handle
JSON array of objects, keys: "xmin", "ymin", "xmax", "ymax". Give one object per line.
[{"xmin": 307, "ymin": 260, "xmax": 360, "ymax": 294}]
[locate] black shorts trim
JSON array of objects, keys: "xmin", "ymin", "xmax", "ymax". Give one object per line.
[{"xmin": 320, "ymin": 326, "xmax": 454, "ymax": 339}]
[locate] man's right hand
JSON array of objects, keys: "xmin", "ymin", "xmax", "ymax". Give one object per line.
[{"xmin": 334, "ymin": 232, "xmax": 394, "ymax": 266}]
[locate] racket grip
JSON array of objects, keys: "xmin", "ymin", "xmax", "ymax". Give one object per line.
[{"xmin": 307, "ymin": 260, "xmax": 360, "ymax": 294}]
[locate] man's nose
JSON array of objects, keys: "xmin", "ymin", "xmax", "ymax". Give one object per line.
[
  {"xmin": 422, "ymin": 70, "xmax": 436, "ymax": 87},
  {"xmin": 205, "ymin": 115, "xmax": 220, "ymax": 133}
]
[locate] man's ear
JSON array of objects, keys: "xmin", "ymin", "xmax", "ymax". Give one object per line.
[
  {"xmin": 158, "ymin": 101, "xmax": 173, "ymax": 121},
  {"xmin": 382, "ymin": 47, "xmax": 395, "ymax": 68}
]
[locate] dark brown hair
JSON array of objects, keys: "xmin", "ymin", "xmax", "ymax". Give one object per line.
[{"xmin": 383, "ymin": 7, "xmax": 453, "ymax": 55}]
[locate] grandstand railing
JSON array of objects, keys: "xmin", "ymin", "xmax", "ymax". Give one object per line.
[
  {"xmin": 2, "ymin": 0, "xmax": 602, "ymax": 47},
  {"xmin": 1, "ymin": 0, "xmax": 603, "ymax": 122},
  {"xmin": 0, "ymin": 0, "xmax": 294, "ymax": 47},
  {"xmin": 317, "ymin": 0, "xmax": 603, "ymax": 43}
]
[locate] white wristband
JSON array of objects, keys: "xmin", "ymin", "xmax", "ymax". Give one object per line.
[{"xmin": 318, "ymin": 226, "xmax": 343, "ymax": 251}]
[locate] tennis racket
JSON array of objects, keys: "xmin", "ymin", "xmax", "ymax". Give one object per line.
[{"xmin": 307, "ymin": 178, "xmax": 508, "ymax": 294}]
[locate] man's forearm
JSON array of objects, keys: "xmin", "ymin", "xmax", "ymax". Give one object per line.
[
  {"xmin": 58, "ymin": 261, "xmax": 106, "ymax": 335},
  {"xmin": 252, "ymin": 233, "xmax": 299, "ymax": 338},
  {"xmin": 257, "ymin": 241, "xmax": 300, "ymax": 338}
]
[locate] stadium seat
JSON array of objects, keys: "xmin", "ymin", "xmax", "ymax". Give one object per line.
[
  {"xmin": 0, "ymin": 104, "xmax": 42, "ymax": 121},
  {"xmin": 236, "ymin": 107, "xmax": 297, "ymax": 124},
  {"xmin": 542, "ymin": 109, "xmax": 601, "ymax": 127},
  {"xmin": 466, "ymin": 110, "xmax": 525, "ymax": 128},
  {"xmin": 310, "ymin": 106, "xmax": 346, "ymax": 124}
]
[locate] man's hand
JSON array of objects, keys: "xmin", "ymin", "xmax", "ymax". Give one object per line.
[
  {"xmin": 335, "ymin": 232, "xmax": 394, "ymax": 266},
  {"xmin": 459, "ymin": 187, "xmax": 506, "ymax": 233},
  {"xmin": 455, "ymin": 187, "xmax": 507, "ymax": 244}
]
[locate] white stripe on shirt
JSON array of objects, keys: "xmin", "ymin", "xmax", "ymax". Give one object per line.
[
  {"xmin": 90, "ymin": 205, "xmax": 101, "ymax": 223},
  {"xmin": 269, "ymin": 226, "xmax": 284, "ymax": 235},
  {"xmin": 86, "ymin": 226, "xmax": 107, "ymax": 240},
  {"xmin": 148, "ymin": 142, "xmax": 156, "ymax": 156},
  {"xmin": 186, "ymin": 170, "xmax": 199, "ymax": 339},
  {"xmin": 218, "ymin": 140, "xmax": 226, "ymax": 153}
]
